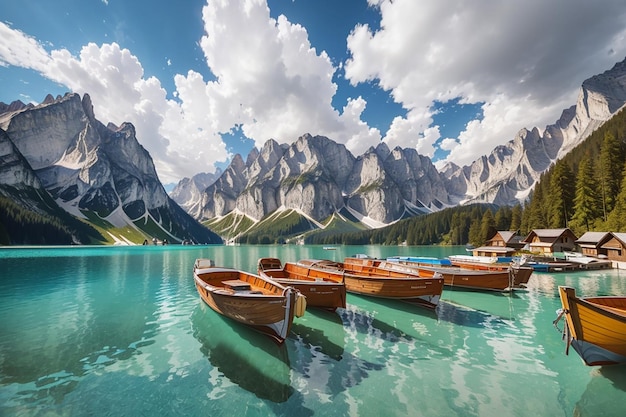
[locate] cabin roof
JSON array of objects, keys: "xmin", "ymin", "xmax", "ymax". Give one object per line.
[
  {"xmin": 496, "ymin": 231, "xmax": 516, "ymax": 242},
  {"xmin": 523, "ymin": 228, "xmax": 577, "ymax": 243},
  {"xmin": 530, "ymin": 228, "xmax": 569, "ymax": 238},
  {"xmin": 609, "ymin": 232, "xmax": 626, "ymax": 247},
  {"xmin": 575, "ymin": 231, "xmax": 611, "ymax": 244}
]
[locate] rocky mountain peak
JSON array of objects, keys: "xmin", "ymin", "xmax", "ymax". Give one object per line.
[
  {"xmin": 170, "ymin": 57, "xmax": 626, "ymax": 233},
  {"xmin": 245, "ymin": 146, "xmax": 260, "ymax": 165},
  {"xmin": 375, "ymin": 142, "xmax": 391, "ymax": 159},
  {"xmin": 582, "ymin": 58, "xmax": 626, "ymax": 115},
  {"xmin": 81, "ymin": 93, "xmax": 96, "ymax": 122},
  {"xmin": 1, "ymin": 92, "xmax": 221, "ymax": 244},
  {"xmin": 42, "ymin": 94, "xmax": 56, "ymax": 105},
  {"xmin": 449, "ymin": 56, "xmax": 626, "ymax": 206}
]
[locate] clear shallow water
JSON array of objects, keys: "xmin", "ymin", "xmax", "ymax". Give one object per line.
[{"xmin": 1, "ymin": 245, "xmax": 626, "ymax": 417}]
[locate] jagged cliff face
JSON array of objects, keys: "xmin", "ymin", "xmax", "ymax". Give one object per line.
[
  {"xmin": 452, "ymin": 58, "xmax": 626, "ymax": 205},
  {"xmin": 178, "ymin": 58, "xmax": 626, "ymax": 227},
  {"xmin": 0, "ymin": 129, "xmax": 42, "ymax": 191},
  {"xmin": 4, "ymin": 58, "xmax": 626, "ymax": 238},
  {"xmin": 199, "ymin": 135, "xmax": 356, "ymax": 221},
  {"xmin": 0, "ymin": 93, "xmax": 221, "ymax": 244},
  {"xmin": 169, "ymin": 170, "xmax": 222, "ymax": 219},
  {"xmin": 196, "ymin": 133, "xmax": 451, "ymax": 224},
  {"xmin": 4, "ymin": 94, "xmax": 168, "ymax": 218}
]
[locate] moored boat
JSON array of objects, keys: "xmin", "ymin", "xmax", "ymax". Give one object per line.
[
  {"xmin": 563, "ymin": 252, "xmax": 612, "ymax": 270},
  {"xmin": 387, "ymin": 256, "xmax": 533, "ymax": 291},
  {"xmin": 289, "ymin": 258, "xmax": 443, "ymax": 309},
  {"xmin": 193, "ymin": 258, "xmax": 306, "ymax": 344},
  {"xmin": 447, "ymin": 254, "xmax": 513, "ymax": 271},
  {"xmin": 257, "ymin": 257, "xmax": 347, "ymax": 311},
  {"xmin": 554, "ymin": 286, "xmax": 626, "ymax": 365},
  {"xmin": 387, "ymin": 256, "xmax": 453, "ymax": 267}
]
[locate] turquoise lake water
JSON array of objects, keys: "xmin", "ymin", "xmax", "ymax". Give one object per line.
[{"xmin": 1, "ymin": 244, "xmax": 626, "ymax": 417}]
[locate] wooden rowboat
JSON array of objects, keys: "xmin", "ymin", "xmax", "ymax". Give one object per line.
[
  {"xmin": 291, "ymin": 258, "xmax": 443, "ymax": 309},
  {"xmin": 554, "ymin": 286, "xmax": 626, "ymax": 365},
  {"xmin": 193, "ymin": 259, "xmax": 306, "ymax": 344},
  {"xmin": 386, "ymin": 256, "xmax": 533, "ymax": 292},
  {"xmin": 257, "ymin": 257, "xmax": 347, "ymax": 311}
]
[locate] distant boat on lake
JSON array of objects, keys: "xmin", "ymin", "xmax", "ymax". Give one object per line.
[{"xmin": 387, "ymin": 255, "xmax": 533, "ymax": 292}]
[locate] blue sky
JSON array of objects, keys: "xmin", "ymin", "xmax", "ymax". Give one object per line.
[{"xmin": 1, "ymin": 0, "xmax": 625, "ymax": 185}]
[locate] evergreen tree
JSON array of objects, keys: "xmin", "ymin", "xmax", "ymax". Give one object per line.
[
  {"xmin": 598, "ymin": 130, "xmax": 624, "ymax": 220},
  {"xmin": 510, "ymin": 204, "xmax": 523, "ymax": 232},
  {"xmin": 548, "ymin": 160, "xmax": 575, "ymax": 228},
  {"xmin": 494, "ymin": 206, "xmax": 511, "ymax": 231},
  {"xmin": 571, "ymin": 157, "xmax": 601, "ymax": 232},
  {"xmin": 479, "ymin": 209, "xmax": 496, "ymax": 244},
  {"xmin": 468, "ymin": 221, "xmax": 481, "ymax": 246},
  {"xmin": 527, "ymin": 175, "xmax": 548, "ymax": 229},
  {"xmin": 467, "ymin": 207, "xmax": 484, "ymax": 246},
  {"xmin": 520, "ymin": 197, "xmax": 531, "ymax": 236},
  {"xmin": 607, "ymin": 161, "xmax": 626, "ymax": 231},
  {"xmin": 448, "ymin": 212, "xmax": 461, "ymax": 245},
  {"xmin": 459, "ymin": 212, "xmax": 470, "ymax": 244}
]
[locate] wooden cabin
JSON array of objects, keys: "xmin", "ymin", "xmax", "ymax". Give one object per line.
[
  {"xmin": 487, "ymin": 231, "xmax": 525, "ymax": 250},
  {"xmin": 472, "ymin": 231, "xmax": 525, "ymax": 257},
  {"xmin": 601, "ymin": 233, "xmax": 626, "ymax": 263},
  {"xmin": 575, "ymin": 232, "xmax": 611, "ymax": 257},
  {"xmin": 522, "ymin": 228, "xmax": 578, "ymax": 255}
]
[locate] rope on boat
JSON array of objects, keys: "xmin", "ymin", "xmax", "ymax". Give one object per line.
[
  {"xmin": 553, "ymin": 308, "xmax": 565, "ymax": 332},
  {"xmin": 553, "ymin": 308, "xmax": 572, "ymax": 356},
  {"xmin": 281, "ymin": 286, "xmax": 306, "ymax": 317},
  {"xmin": 281, "ymin": 286, "xmax": 293, "ymax": 312}
]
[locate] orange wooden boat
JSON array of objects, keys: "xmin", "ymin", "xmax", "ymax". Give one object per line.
[
  {"xmin": 257, "ymin": 257, "xmax": 347, "ymax": 311},
  {"xmin": 385, "ymin": 256, "xmax": 532, "ymax": 292},
  {"xmin": 447, "ymin": 254, "xmax": 513, "ymax": 271},
  {"xmin": 554, "ymin": 286, "xmax": 626, "ymax": 365},
  {"xmin": 193, "ymin": 259, "xmax": 306, "ymax": 344},
  {"xmin": 290, "ymin": 258, "xmax": 443, "ymax": 308}
]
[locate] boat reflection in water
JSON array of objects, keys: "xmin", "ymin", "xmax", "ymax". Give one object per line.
[
  {"xmin": 291, "ymin": 308, "xmax": 346, "ymax": 361},
  {"xmin": 440, "ymin": 289, "xmax": 522, "ymax": 322},
  {"xmin": 190, "ymin": 304, "xmax": 293, "ymax": 403},
  {"xmin": 574, "ymin": 365, "xmax": 626, "ymax": 416}
]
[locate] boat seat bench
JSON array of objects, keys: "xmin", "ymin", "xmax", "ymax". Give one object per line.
[{"xmin": 223, "ymin": 279, "xmax": 252, "ymax": 291}]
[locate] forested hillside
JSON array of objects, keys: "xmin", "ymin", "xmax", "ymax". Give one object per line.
[
  {"xmin": 520, "ymin": 107, "xmax": 626, "ymax": 236},
  {"xmin": 307, "ymin": 203, "xmax": 521, "ymax": 246},
  {"xmin": 0, "ymin": 195, "xmax": 104, "ymax": 245}
]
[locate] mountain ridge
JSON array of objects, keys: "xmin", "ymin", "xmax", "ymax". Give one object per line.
[
  {"xmin": 0, "ymin": 93, "xmax": 221, "ymax": 245},
  {"xmin": 2, "ymin": 58, "xmax": 626, "ymax": 244},
  {"xmin": 169, "ymin": 57, "xmax": 626, "ymax": 241}
]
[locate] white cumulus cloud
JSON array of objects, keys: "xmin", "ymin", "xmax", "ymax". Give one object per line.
[
  {"xmin": 1, "ymin": 0, "xmax": 626, "ymax": 183},
  {"xmin": 0, "ymin": 1, "xmax": 379, "ymax": 183},
  {"xmin": 345, "ymin": 0, "xmax": 626, "ymax": 167}
]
